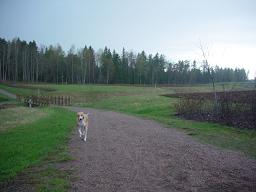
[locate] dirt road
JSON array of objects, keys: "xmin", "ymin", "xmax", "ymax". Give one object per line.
[{"xmin": 67, "ymin": 107, "xmax": 256, "ymax": 192}]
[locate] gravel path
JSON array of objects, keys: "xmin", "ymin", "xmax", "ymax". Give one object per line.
[{"xmin": 67, "ymin": 107, "xmax": 256, "ymax": 192}]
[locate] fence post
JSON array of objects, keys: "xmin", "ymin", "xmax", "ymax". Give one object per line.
[
  {"xmin": 42, "ymin": 96, "xmax": 44, "ymax": 106},
  {"xmin": 61, "ymin": 96, "xmax": 63, "ymax": 105},
  {"xmin": 22, "ymin": 95, "xmax": 73, "ymax": 107}
]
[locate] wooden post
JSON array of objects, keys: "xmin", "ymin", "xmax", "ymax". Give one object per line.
[
  {"xmin": 36, "ymin": 96, "xmax": 38, "ymax": 106},
  {"xmin": 61, "ymin": 96, "xmax": 64, "ymax": 106},
  {"xmin": 41, "ymin": 96, "xmax": 43, "ymax": 106}
]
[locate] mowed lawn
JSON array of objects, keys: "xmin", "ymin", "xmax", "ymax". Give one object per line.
[
  {"xmin": 0, "ymin": 107, "xmax": 75, "ymax": 185},
  {"xmin": 1, "ymin": 82, "xmax": 256, "ymax": 158}
]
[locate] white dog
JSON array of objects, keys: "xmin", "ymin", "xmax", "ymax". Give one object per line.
[{"xmin": 77, "ymin": 112, "xmax": 89, "ymax": 142}]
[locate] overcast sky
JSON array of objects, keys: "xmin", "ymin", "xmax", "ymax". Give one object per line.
[{"xmin": 0, "ymin": 0, "xmax": 255, "ymax": 79}]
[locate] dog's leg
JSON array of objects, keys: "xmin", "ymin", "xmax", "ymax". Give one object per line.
[
  {"xmin": 84, "ymin": 126, "xmax": 88, "ymax": 142},
  {"xmin": 78, "ymin": 128, "xmax": 82, "ymax": 138}
]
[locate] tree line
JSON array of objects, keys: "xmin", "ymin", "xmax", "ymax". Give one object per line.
[{"xmin": 0, "ymin": 37, "xmax": 248, "ymax": 85}]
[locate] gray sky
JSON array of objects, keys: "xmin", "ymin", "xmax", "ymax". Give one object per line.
[{"xmin": 0, "ymin": 0, "xmax": 255, "ymax": 79}]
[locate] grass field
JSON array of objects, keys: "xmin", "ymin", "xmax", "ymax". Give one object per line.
[
  {"xmin": 0, "ymin": 84, "xmax": 38, "ymax": 96},
  {"xmin": 0, "ymin": 93, "xmax": 10, "ymax": 102},
  {"xmin": 0, "ymin": 82, "xmax": 256, "ymax": 159},
  {"xmin": 0, "ymin": 106, "xmax": 75, "ymax": 191}
]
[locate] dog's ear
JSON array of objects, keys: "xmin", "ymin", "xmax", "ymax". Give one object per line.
[{"xmin": 83, "ymin": 112, "xmax": 90, "ymax": 118}]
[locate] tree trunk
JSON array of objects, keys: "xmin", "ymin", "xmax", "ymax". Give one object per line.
[
  {"xmin": 15, "ymin": 42, "xmax": 18, "ymax": 82},
  {"xmin": 56, "ymin": 57, "xmax": 58, "ymax": 84},
  {"xmin": 2, "ymin": 47, "xmax": 5, "ymax": 80},
  {"xmin": 71, "ymin": 55, "xmax": 74, "ymax": 84},
  {"xmin": 88, "ymin": 56, "xmax": 91, "ymax": 84},
  {"xmin": 83, "ymin": 58, "xmax": 86, "ymax": 84},
  {"xmin": 80, "ymin": 56, "xmax": 82, "ymax": 84},
  {"xmin": 92, "ymin": 60, "xmax": 95, "ymax": 84},
  {"xmin": 7, "ymin": 44, "xmax": 11, "ymax": 81},
  {"xmin": 107, "ymin": 68, "xmax": 109, "ymax": 84},
  {"xmin": 36, "ymin": 53, "xmax": 39, "ymax": 83}
]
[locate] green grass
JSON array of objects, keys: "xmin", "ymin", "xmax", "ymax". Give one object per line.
[
  {"xmin": 0, "ymin": 107, "xmax": 47, "ymax": 132},
  {"xmin": 24, "ymin": 161, "xmax": 72, "ymax": 192},
  {"xmin": 164, "ymin": 81, "xmax": 255, "ymax": 93},
  {"xmin": 85, "ymin": 93, "xmax": 256, "ymax": 158},
  {"xmin": 0, "ymin": 83, "xmax": 38, "ymax": 96},
  {"xmin": 0, "ymin": 93, "xmax": 10, "ymax": 102},
  {"xmin": 1, "ymin": 81, "xmax": 254, "ymax": 104},
  {"xmin": 1, "ymin": 82, "xmax": 255, "ymax": 158},
  {"xmin": 0, "ymin": 82, "xmax": 255, "ymax": 191},
  {"xmin": 0, "ymin": 107, "xmax": 76, "ymax": 187}
]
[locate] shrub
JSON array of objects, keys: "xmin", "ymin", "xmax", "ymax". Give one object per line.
[{"xmin": 172, "ymin": 90, "xmax": 256, "ymax": 129}]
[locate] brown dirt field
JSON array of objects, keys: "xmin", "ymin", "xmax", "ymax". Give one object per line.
[{"xmin": 66, "ymin": 107, "xmax": 256, "ymax": 192}]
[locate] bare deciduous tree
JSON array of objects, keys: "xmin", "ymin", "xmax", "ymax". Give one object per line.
[{"xmin": 199, "ymin": 42, "xmax": 218, "ymax": 111}]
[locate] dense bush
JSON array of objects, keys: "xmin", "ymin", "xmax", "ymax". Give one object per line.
[{"xmin": 170, "ymin": 90, "xmax": 256, "ymax": 129}]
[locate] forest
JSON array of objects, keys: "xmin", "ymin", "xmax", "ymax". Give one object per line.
[{"xmin": 0, "ymin": 37, "xmax": 248, "ymax": 85}]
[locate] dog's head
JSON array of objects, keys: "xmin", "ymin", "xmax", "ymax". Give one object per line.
[{"xmin": 77, "ymin": 112, "xmax": 88, "ymax": 122}]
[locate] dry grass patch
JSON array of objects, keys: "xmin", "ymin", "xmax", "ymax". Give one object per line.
[{"xmin": 0, "ymin": 107, "xmax": 47, "ymax": 132}]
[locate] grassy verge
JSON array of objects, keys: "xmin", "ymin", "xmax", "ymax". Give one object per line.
[
  {"xmin": 0, "ymin": 93, "xmax": 10, "ymax": 102},
  {"xmin": 0, "ymin": 106, "xmax": 75, "ymax": 191},
  {"xmin": 0, "ymin": 107, "xmax": 47, "ymax": 132},
  {"xmin": 0, "ymin": 84, "xmax": 38, "ymax": 96},
  {"xmin": 84, "ymin": 94, "xmax": 256, "ymax": 158}
]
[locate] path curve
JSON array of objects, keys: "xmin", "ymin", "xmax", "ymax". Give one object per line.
[
  {"xmin": 0, "ymin": 89, "xmax": 16, "ymax": 99},
  {"xmin": 67, "ymin": 107, "xmax": 256, "ymax": 192}
]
